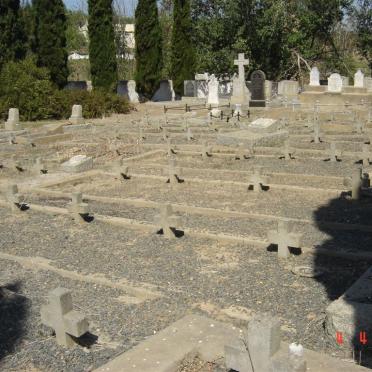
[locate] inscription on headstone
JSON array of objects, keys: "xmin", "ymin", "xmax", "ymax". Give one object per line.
[
  {"xmin": 328, "ymin": 73, "xmax": 343, "ymax": 93},
  {"xmin": 250, "ymin": 70, "xmax": 266, "ymax": 107}
]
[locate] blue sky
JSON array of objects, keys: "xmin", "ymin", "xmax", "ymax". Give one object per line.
[{"xmin": 63, "ymin": 0, "xmax": 137, "ymax": 15}]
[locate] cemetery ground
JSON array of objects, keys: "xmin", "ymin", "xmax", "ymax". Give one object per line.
[{"xmin": 1, "ymin": 103, "xmax": 372, "ymax": 371}]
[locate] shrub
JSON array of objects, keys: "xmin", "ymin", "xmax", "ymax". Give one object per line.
[
  {"xmin": 0, "ymin": 56, "xmax": 56, "ymax": 121},
  {"xmin": 0, "ymin": 57, "xmax": 131, "ymax": 121}
]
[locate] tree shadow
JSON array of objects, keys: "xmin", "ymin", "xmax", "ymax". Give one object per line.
[
  {"xmin": 313, "ymin": 192, "xmax": 372, "ymax": 367},
  {"xmin": 0, "ymin": 281, "xmax": 29, "ymax": 361}
]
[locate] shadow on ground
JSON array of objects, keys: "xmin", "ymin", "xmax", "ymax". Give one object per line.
[
  {"xmin": 0, "ymin": 281, "xmax": 29, "ymax": 361},
  {"xmin": 313, "ymin": 189, "xmax": 372, "ymax": 368}
]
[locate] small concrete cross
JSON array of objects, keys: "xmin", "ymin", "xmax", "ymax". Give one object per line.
[
  {"xmin": 8, "ymin": 134, "xmax": 16, "ymax": 145},
  {"xmin": 67, "ymin": 192, "xmax": 90, "ymax": 223},
  {"xmin": 33, "ymin": 157, "xmax": 48, "ymax": 175},
  {"xmin": 4, "ymin": 184, "xmax": 24, "ymax": 213},
  {"xmin": 267, "ymin": 221, "xmax": 302, "ymax": 259},
  {"xmin": 355, "ymin": 120, "xmax": 365, "ymax": 134},
  {"xmin": 281, "ymin": 140, "xmax": 295, "ymax": 160},
  {"xmin": 114, "ymin": 159, "xmax": 130, "ymax": 180},
  {"xmin": 162, "ymin": 128, "xmax": 169, "ymax": 141},
  {"xmin": 344, "ymin": 168, "xmax": 363, "ymax": 200},
  {"xmin": 248, "ymin": 168, "xmax": 268, "ymax": 192},
  {"xmin": 201, "ymin": 140, "xmax": 212, "ymax": 158},
  {"xmin": 313, "ymin": 119, "xmax": 321, "ymax": 144},
  {"xmin": 166, "ymin": 138, "xmax": 175, "ymax": 156},
  {"xmin": 235, "ymin": 143, "xmax": 248, "ymax": 160},
  {"xmin": 155, "ymin": 204, "xmax": 180, "ymax": 239},
  {"xmin": 327, "ymin": 142, "xmax": 341, "ymax": 162},
  {"xmin": 234, "ymin": 53, "xmax": 249, "ymax": 81},
  {"xmin": 41, "ymin": 287, "xmax": 89, "ymax": 347},
  {"xmin": 186, "ymin": 127, "xmax": 194, "ymax": 141},
  {"xmin": 163, "ymin": 157, "xmax": 181, "ymax": 184},
  {"xmin": 361, "ymin": 144, "xmax": 372, "ymax": 167}
]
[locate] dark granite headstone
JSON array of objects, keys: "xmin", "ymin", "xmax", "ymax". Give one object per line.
[
  {"xmin": 184, "ymin": 81, "xmax": 196, "ymax": 97},
  {"xmin": 250, "ymin": 70, "xmax": 266, "ymax": 107},
  {"xmin": 65, "ymin": 81, "xmax": 88, "ymax": 91}
]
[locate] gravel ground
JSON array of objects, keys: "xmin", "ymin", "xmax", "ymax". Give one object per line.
[{"xmin": 1, "ymin": 110, "xmax": 372, "ymax": 371}]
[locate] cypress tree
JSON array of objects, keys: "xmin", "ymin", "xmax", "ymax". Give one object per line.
[
  {"xmin": 0, "ymin": 0, "xmax": 27, "ymax": 71},
  {"xmin": 88, "ymin": 0, "xmax": 118, "ymax": 92},
  {"xmin": 135, "ymin": 0, "xmax": 163, "ymax": 98},
  {"xmin": 171, "ymin": 0, "xmax": 195, "ymax": 95},
  {"xmin": 33, "ymin": 0, "xmax": 68, "ymax": 89}
]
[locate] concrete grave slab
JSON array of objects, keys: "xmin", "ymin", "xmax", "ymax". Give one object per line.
[
  {"xmin": 61, "ymin": 155, "xmax": 93, "ymax": 173},
  {"xmin": 248, "ymin": 118, "xmax": 282, "ymax": 133}
]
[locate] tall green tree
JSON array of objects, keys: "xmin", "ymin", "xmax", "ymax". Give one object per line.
[
  {"xmin": 88, "ymin": 0, "xmax": 118, "ymax": 91},
  {"xmin": 0, "ymin": 0, "xmax": 27, "ymax": 71},
  {"xmin": 33, "ymin": 0, "xmax": 68, "ymax": 88},
  {"xmin": 135, "ymin": 0, "xmax": 163, "ymax": 98},
  {"xmin": 352, "ymin": 0, "xmax": 372, "ymax": 72},
  {"xmin": 171, "ymin": 0, "xmax": 195, "ymax": 95}
]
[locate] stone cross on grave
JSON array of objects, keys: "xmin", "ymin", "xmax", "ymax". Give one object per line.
[
  {"xmin": 234, "ymin": 53, "xmax": 249, "ymax": 81},
  {"xmin": 248, "ymin": 168, "xmax": 268, "ymax": 192},
  {"xmin": 162, "ymin": 128, "xmax": 169, "ymax": 141},
  {"xmin": 327, "ymin": 142, "xmax": 341, "ymax": 162},
  {"xmin": 155, "ymin": 204, "xmax": 180, "ymax": 239},
  {"xmin": 281, "ymin": 140, "xmax": 295, "ymax": 160},
  {"xmin": 312, "ymin": 116, "xmax": 321, "ymax": 144},
  {"xmin": 33, "ymin": 157, "xmax": 48, "ymax": 175},
  {"xmin": 166, "ymin": 138, "xmax": 175, "ymax": 156},
  {"xmin": 361, "ymin": 144, "xmax": 372, "ymax": 167},
  {"xmin": 114, "ymin": 159, "xmax": 130, "ymax": 180},
  {"xmin": 267, "ymin": 220, "xmax": 302, "ymax": 259},
  {"xmin": 344, "ymin": 168, "xmax": 364, "ymax": 200},
  {"xmin": 67, "ymin": 192, "xmax": 90, "ymax": 223},
  {"xmin": 201, "ymin": 140, "xmax": 212, "ymax": 158},
  {"xmin": 163, "ymin": 157, "xmax": 181, "ymax": 184},
  {"xmin": 186, "ymin": 127, "xmax": 194, "ymax": 141},
  {"xmin": 41, "ymin": 287, "xmax": 89, "ymax": 347},
  {"xmin": 4, "ymin": 184, "xmax": 24, "ymax": 213}
]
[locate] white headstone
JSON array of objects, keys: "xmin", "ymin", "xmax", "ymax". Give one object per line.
[
  {"xmin": 328, "ymin": 73, "xmax": 343, "ymax": 93},
  {"xmin": 207, "ymin": 74, "xmax": 219, "ymax": 106},
  {"xmin": 310, "ymin": 67, "xmax": 320, "ymax": 86},
  {"xmin": 69, "ymin": 105, "xmax": 85, "ymax": 125},
  {"xmin": 195, "ymin": 73, "xmax": 209, "ymax": 81},
  {"xmin": 5, "ymin": 108, "xmax": 22, "ymax": 131},
  {"xmin": 127, "ymin": 80, "xmax": 139, "ymax": 103},
  {"xmin": 341, "ymin": 76, "xmax": 349, "ymax": 87},
  {"xmin": 354, "ymin": 69, "xmax": 365, "ymax": 88},
  {"xmin": 278, "ymin": 81, "xmax": 299, "ymax": 97}
]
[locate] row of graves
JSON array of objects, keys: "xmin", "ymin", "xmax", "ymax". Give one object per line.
[{"xmin": 1, "ymin": 60, "xmax": 372, "ymax": 370}]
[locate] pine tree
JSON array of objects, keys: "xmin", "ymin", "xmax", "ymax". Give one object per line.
[
  {"xmin": 0, "ymin": 0, "xmax": 27, "ymax": 71},
  {"xmin": 33, "ymin": 0, "xmax": 68, "ymax": 89},
  {"xmin": 88, "ymin": 0, "xmax": 118, "ymax": 92},
  {"xmin": 135, "ymin": 0, "xmax": 163, "ymax": 98},
  {"xmin": 170, "ymin": 0, "xmax": 195, "ymax": 95}
]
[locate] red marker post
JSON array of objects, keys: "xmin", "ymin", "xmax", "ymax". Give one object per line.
[
  {"xmin": 360, "ymin": 331, "xmax": 368, "ymax": 345},
  {"xmin": 336, "ymin": 331, "xmax": 343, "ymax": 345}
]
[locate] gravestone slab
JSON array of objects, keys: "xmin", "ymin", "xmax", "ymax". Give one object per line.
[
  {"xmin": 354, "ymin": 69, "xmax": 365, "ymax": 88},
  {"xmin": 341, "ymin": 76, "xmax": 349, "ymax": 87},
  {"xmin": 326, "ymin": 266, "xmax": 372, "ymax": 348},
  {"xmin": 328, "ymin": 74, "xmax": 343, "ymax": 93},
  {"xmin": 152, "ymin": 80, "xmax": 176, "ymax": 102},
  {"xmin": 207, "ymin": 74, "xmax": 219, "ymax": 106},
  {"xmin": 196, "ymin": 80, "xmax": 208, "ymax": 98},
  {"xmin": 5, "ymin": 108, "xmax": 22, "ymax": 131},
  {"xmin": 278, "ymin": 80, "xmax": 299, "ymax": 97},
  {"xmin": 127, "ymin": 80, "xmax": 140, "ymax": 103},
  {"xmin": 250, "ymin": 70, "xmax": 266, "ymax": 107},
  {"xmin": 61, "ymin": 155, "xmax": 93, "ymax": 173},
  {"xmin": 184, "ymin": 80, "xmax": 196, "ymax": 97},
  {"xmin": 248, "ymin": 118, "xmax": 282, "ymax": 133},
  {"xmin": 69, "ymin": 105, "xmax": 85, "ymax": 125},
  {"xmin": 310, "ymin": 67, "xmax": 320, "ymax": 86},
  {"xmin": 365, "ymin": 77, "xmax": 372, "ymax": 93}
]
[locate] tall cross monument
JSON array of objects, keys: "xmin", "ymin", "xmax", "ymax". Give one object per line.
[
  {"xmin": 234, "ymin": 53, "xmax": 249, "ymax": 81},
  {"xmin": 231, "ymin": 53, "xmax": 251, "ymax": 105}
]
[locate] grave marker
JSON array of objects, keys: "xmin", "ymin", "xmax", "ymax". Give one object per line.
[
  {"xmin": 163, "ymin": 157, "xmax": 181, "ymax": 184},
  {"xmin": 67, "ymin": 192, "xmax": 90, "ymax": 223},
  {"xmin": 250, "ymin": 70, "xmax": 266, "ymax": 107},
  {"xmin": 207, "ymin": 74, "xmax": 219, "ymax": 107},
  {"xmin": 328, "ymin": 73, "xmax": 343, "ymax": 93},
  {"xmin": 201, "ymin": 140, "xmax": 212, "ymax": 158},
  {"xmin": 309, "ymin": 67, "xmax": 320, "ymax": 86},
  {"xmin": 41, "ymin": 287, "xmax": 89, "ymax": 347},
  {"xmin": 186, "ymin": 127, "xmax": 194, "ymax": 141},
  {"xmin": 33, "ymin": 157, "xmax": 48, "ymax": 175},
  {"xmin": 155, "ymin": 204, "xmax": 180, "ymax": 239},
  {"xmin": 327, "ymin": 142, "xmax": 341, "ymax": 162},
  {"xmin": 5, "ymin": 108, "xmax": 22, "ymax": 131},
  {"xmin": 281, "ymin": 140, "xmax": 295, "ymax": 160},
  {"xmin": 4, "ymin": 184, "xmax": 24, "ymax": 213},
  {"xmin": 69, "ymin": 105, "xmax": 85, "ymax": 125},
  {"xmin": 354, "ymin": 69, "xmax": 365, "ymax": 88},
  {"xmin": 361, "ymin": 144, "xmax": 372, "ymax": 167},
  {"xmin": 267, "ymin": 221, "xmax": 302, "ymax": 259},
  {"xmin": 248, "ymin": 167, "xmax": 268, "ymax": 192}
]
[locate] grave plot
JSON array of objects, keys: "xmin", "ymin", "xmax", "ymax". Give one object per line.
[{"xmin": 1, "ymin": 104, "xmax": 372, "ymax": 370}]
